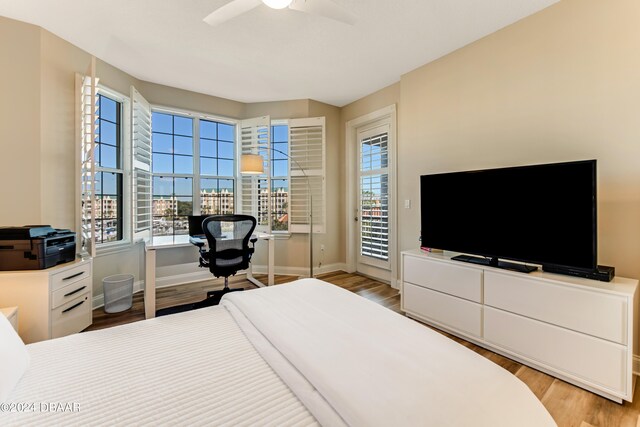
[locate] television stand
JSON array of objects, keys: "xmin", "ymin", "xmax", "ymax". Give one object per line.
[
  {"xmin": 451, "ymin": 254, "xmax": 537, "ymax": 273},
  {"xmin": 401, "ymin": 249, "xmax": 638, "ymax": 403}
]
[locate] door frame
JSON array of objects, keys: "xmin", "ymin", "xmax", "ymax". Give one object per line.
[{"xmin": 345, "ymin": 104, "xmax": 398, "ymax": 288}]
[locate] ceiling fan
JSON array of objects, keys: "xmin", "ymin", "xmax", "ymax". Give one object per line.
[{"xmin": 203, "ymin": 0, "xmax": 356, "ymax": 27}]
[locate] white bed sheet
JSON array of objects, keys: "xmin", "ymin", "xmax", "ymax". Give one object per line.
[
  {"xmin": 222, "ymin": 279, "xmax": 556, "ymax": 427},
  {"xmin": 5, "ymin": 306, "xmax": 318, "ymax": 427}
]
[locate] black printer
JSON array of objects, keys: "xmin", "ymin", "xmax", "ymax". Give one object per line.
[{"xmin": 0, "ymin": 225, "xmax": 76, "ymax": 271}]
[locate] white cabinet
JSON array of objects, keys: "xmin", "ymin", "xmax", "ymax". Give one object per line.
[
  {"xmin": 0, "ymin": 258, "xmax": 93, "ymax": 343},
  {"xmin": 401, "ymin": 250, "xmax": 638, "ymax": 403}
]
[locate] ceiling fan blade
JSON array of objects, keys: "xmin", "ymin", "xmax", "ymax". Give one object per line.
[
  {"xmin": 289, "ymin": 0, "xmax": 356, "ymax": 25},
  {"xmin": 203, "ymin": 0, "xmax": 262, "ymax": 27}
]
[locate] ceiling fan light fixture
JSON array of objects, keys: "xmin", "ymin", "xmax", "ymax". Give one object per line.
[{"xmin": 262, "ymin": 0, "xmax": 292, "ymax": 9}]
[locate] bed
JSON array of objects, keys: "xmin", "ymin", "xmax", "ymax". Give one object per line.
[{"xmin": 2, "ymin": 279, "xmax": 556, "ymax": 426}]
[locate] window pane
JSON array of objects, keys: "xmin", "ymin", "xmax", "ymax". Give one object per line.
[
  {"xmin": 174, "ymin": 116, "xmax": 193, "ymax": 136},
  {"xmin": 100, "ymin": 121, "xmax": 117, "ymax": 145},
  {"xmin": 153, "ymin": 176, "xmax": 173, "ymax": 196},
  {"xmin": 100, "ymin": 97, "xmax": 117, "ymax": 122},
  {"xmin": 95, "ymin": 171, "xmax": 123, "ymax": 244},
  {"xmin": 152, "ymin": 133, "xmax": 172, "ymax": 154},
  {"xmin": 176, "ymin": 197, "xmax": 193, "ymax": 215},
  {"xmin": 200, "ymin": 178, "xmax": 216, "ymax": 191},
  {"xmin": 174, "ymin": 136, "xmax": 193, "ymax": 155},
  {"xmin": 218, "ymin": 141, "xmax": 234, "ymax": 159},
  {"xmin": 174, "ymin": 215, "xmax": 190, "ymax": 235},
  {"xmin": 153, "ymin": 216, "xmax": 174, "ymax": 236},
  {"xmin": 272, "ymin": 159, "xmax": 287, "ymax": 177},
  {"xmin": 219, "ymin": 178, "xmax": 234, "ymax": 191},
  {"xmin": 272, "ymin": 125, "xmax": 287, "ymax": 142},
  {"xmin": 102, "ymin": 172, "xmax": 118, "ymax": 195},
  {"xmin": 272, "ymin": 143, "xmax": 288, "ymax": 160},
  {"xmin": 271, "ymin": 179, "xmax": 288, "ymax": 231},
  {"xmin": 201, "ymin": 179, "xmax": 235, "ymax": 215},
  {"xmin": 152, "ymin": 112, "xmax": 173, "ymax": 134},
  {"xmin": 100, "ymin": 144, "xmax": 117, "ymax": 169},
  {"xmin": 200, "ymin": 139, "xmax": 216, "ymax": 157},
  {"xmin": 153, "ymin": 153, "xmax": 173, "ymax": 173},
  {"xmin": 200, "ymin": 120, "xmax": 217, "ymax": 139},
  {"xmin": 174, "ymin": 155, "xmax": 193, "ymax": 174},
  {"xmin": 174, "ymin": 177, "xmax": 193, "ymax": 196},
  {"xmin": 218, "ymin": 123, "xmax": 234, "ymax": 141},
  {"xmin": 219, "ymin": 159, "xmax": 234, "ymax": 177},
  {"xmin": 200, "ymin": 158, "xmax": 217, "ymax": 176}
]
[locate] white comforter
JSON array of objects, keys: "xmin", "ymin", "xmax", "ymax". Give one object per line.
[
  {"xmin": 221, "ymin": 279, "xmax": 556, "ymax": 427},
  {"xmin": 5, "ymin": 306, "xmax": 317, "ymax": 427}
]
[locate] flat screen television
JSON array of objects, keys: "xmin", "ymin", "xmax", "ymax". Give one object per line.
[{"xmin": 420, "ymin": 160, "xmax": 597, "ymax": 273}]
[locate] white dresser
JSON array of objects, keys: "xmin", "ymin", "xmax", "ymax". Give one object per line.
[
  {"xmin": 0, "ymin": 257, "xmax": 93, "ymax": 344},
  {"xmin": 401, "ymin": 249, "xmax": 638, "ymax": 403}
]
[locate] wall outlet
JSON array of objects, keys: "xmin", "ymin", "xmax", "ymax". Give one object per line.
[{"xmin": 404, "ymin": 199, "xmax": 411, "ymax": 209}]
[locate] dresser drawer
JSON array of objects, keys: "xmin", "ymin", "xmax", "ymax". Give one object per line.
[
  {"xmin": 484, "ymin": 271, "xmax": 627, "ymax": 344},
  {"xmin": 403, "ymin": 282, "xmax": 482, "ymax": 337},
  {"xmin": 484, "ymin": 307, "xmax": 626, "ymax": 394},
  {"xmin": 51, "ymin": 262, "xmax": 92, "ymax": 292},
  {"xmin": 51, "ymin": 290, "xmax": 92, "ymax": 339},
  {"xmin": 51, "ymin": 277, "xmax": 91, "ymax": 309},
  {"xmin": 403, "ymin": 255, "xmax": 482, "ymax": 302}
]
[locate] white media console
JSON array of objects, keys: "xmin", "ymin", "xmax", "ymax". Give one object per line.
[{"xmin": 400, "ymin": 249, "xmax": 639, "ymax": 403}]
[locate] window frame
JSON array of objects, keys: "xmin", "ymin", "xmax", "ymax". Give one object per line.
[
  {"xmin": 150, "ymin": 105, "xmax": 238, "ymax": 240},
  {"xmin": 94, "ymin": 86, "xmax": 132, "ymax": 255}
]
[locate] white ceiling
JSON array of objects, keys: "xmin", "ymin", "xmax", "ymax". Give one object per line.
[{"xmin": 0, "ymin": 0, "xmax": 559, "ymax": 107}]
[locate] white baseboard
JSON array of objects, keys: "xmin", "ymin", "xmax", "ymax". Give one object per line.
[
  {"xmin": 92, "ymin": 263, "xmax": 348, "ymax": 309},
  {"xmin": 250, "ymin": 262, "xmax": 347, "ymax": 277}
]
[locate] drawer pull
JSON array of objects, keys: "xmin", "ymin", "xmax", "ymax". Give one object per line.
[
  {"xmin": 62, "ymin": 299, "xmax": 85, "ymax": 314},
  {"xmin": 64, "ymin": 286, "xmax": 87, "ymax": 298},
  {"xmin": 62, "ymin": 271, "xmax": 84, "ymax": 281}
]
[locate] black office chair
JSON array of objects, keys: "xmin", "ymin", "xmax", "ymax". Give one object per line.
[{"xmin": 193, "ymin": 215, "xmax": 257, "ymax": 308}]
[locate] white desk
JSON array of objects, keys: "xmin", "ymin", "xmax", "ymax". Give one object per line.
[{"xmin": 144, "ymin": 233, "xmax": 274, "ymax": 319}]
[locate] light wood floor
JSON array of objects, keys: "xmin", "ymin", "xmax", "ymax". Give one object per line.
[{"xmin": 87, "ymin": 271, "xmax": 640, "ymax": 426}]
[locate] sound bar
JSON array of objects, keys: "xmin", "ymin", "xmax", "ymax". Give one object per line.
[{"xmin": 542, "ymin": 264, "xmax": 615, "ymax": 282}]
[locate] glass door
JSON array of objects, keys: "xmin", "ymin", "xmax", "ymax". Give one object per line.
[{"xmin": 357, "ymin": 124, "xmax": 390, "ymax": 271}]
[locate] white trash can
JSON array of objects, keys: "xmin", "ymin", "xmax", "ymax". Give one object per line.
[{"xmin": 103, "ymin": 274, "xmax": 134, "ymax": 313}]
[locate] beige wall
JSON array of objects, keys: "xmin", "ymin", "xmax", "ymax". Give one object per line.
[
  {"xmin": 398, "ymin": 0, "xmax": 640, "ymax": 283},
  {"xmin": 244, "ymin": 99, "xmax": 310, "ymax": 120},
  {"xmin": 0, "ymin": 17, "xmax": 42, "ymax": 225}
]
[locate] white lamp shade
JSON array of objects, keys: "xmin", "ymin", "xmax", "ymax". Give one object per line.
[
  {"xmin": 241, "ymin": 153, "xmax": 265, "ymax": 174},
  {"xmin": 262, "ymin": 0, "xmax": 292, "ymax": 9}
]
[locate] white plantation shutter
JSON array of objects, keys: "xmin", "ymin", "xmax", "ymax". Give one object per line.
[
  {"xmin": 289, "ymin": 117, "xmax": 326, "ymax": 234},
  {"xmin": 131, "ymin": 86, "xmax": 152, "ymax": 241},
  {"xmin": 76, "ymin": 57, "xmax": 98, "ymax": 257},
  {"xmin": 240, "ymin": 116, "xmax": 271, "ymax": 231}
]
